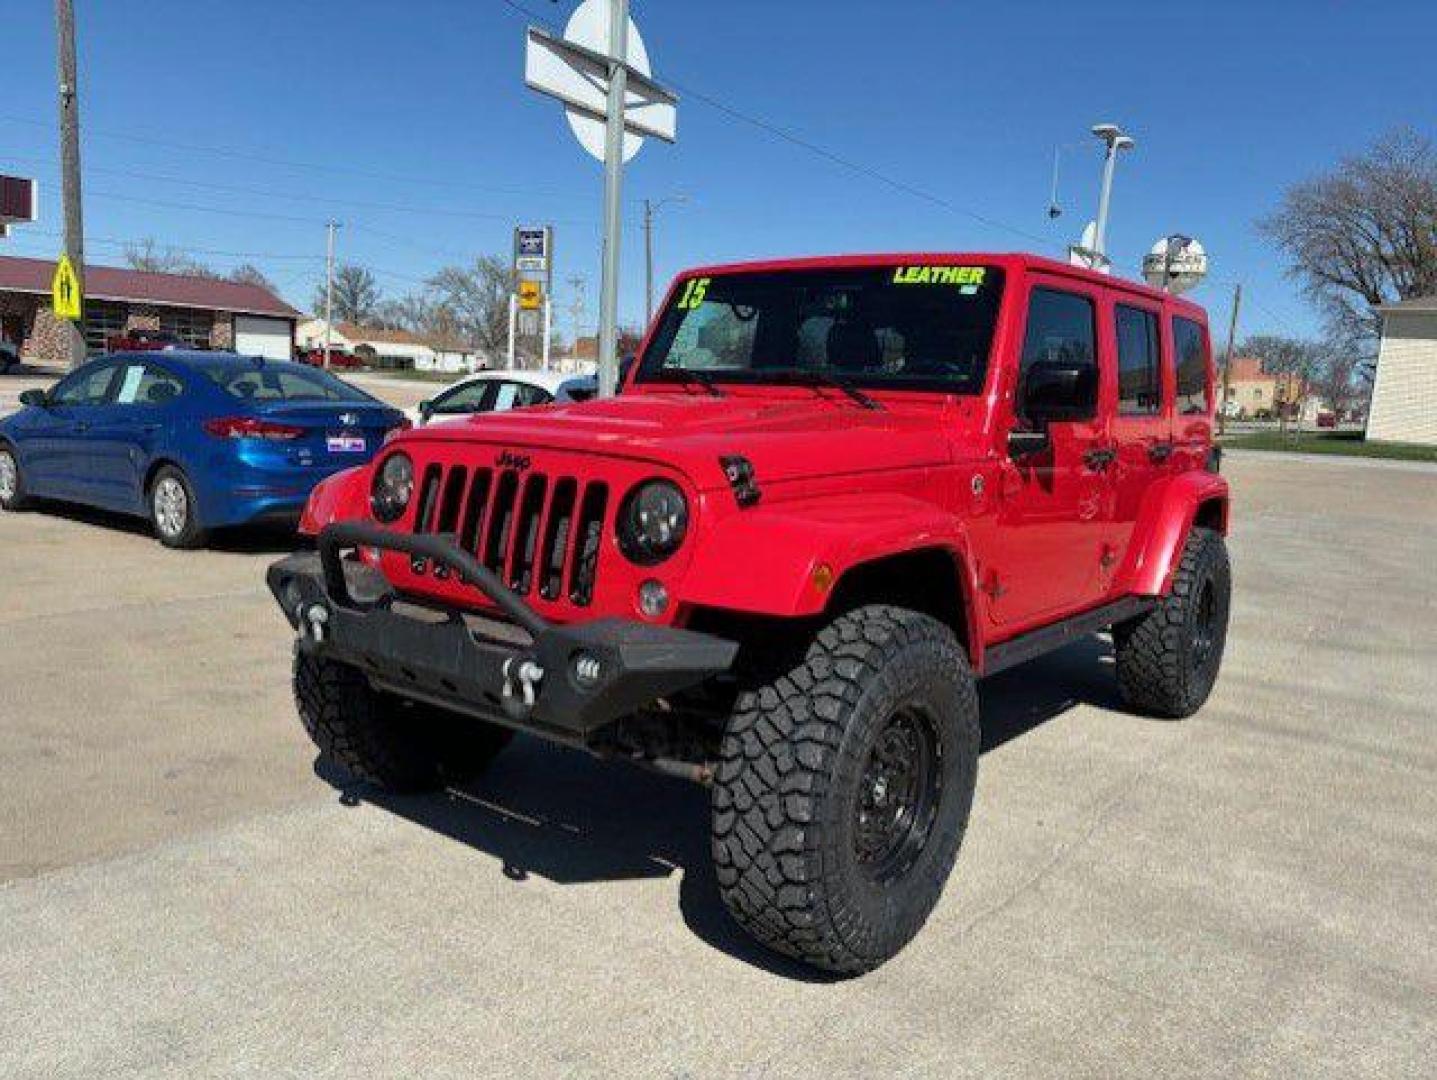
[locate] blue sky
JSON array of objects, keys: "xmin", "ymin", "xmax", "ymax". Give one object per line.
[{"xmin": 3, "ymin": 0, "xmax": 1435, "ymax": 342}]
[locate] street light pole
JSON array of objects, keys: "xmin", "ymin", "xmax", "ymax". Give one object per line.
[
  {"xmin": 54, "ymin": 0, "xmax": 86, "ymax": 369},
  {"xmin": 1090, "ymin": 123, "xmax": 1135, "ymax": 260},
  {"xmin": 595, "ymin": 0, "xmax": 629, "ymax": 399}
]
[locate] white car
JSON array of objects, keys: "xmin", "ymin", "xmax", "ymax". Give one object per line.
[{"xmin": 408, "ymin": 370, "xmax": 597, "ymax": 427}]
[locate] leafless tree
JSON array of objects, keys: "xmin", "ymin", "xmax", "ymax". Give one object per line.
[
  {"xmin": 425, "ymin": 257, "xmax": 515, "ymax": 360},
  {"xmin": 313, "ymin": 264, "xmax": 382, "ymax": 325},
  {"xmin": 124, "ymin": 238, "xmax": 215, "ymax": 278},
  {"xmin": 1260, "ymin": 129, "xmax": 1437, "ymax": 346},
  {"xmin": 227, "ymin": 263, "xmax": 279, "ymax": 293}
]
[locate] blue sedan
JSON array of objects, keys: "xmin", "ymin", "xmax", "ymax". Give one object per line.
[{"xmin": 0, "ymin": 351, "xmax": 406, "ymax": 548}]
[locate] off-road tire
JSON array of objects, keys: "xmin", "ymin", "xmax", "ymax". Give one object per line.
[
  {"xmin": 294, "ymin": 648, "xmax": 513, "ymax": 792},
  {"xmin": 712, "ymin": 604, "xmax": 980, "ymax": 975},
  {"xmin": 149, "ymin": 465, "xmax": 208, "ymax": 549},
  {"xmin": 0, "ymin": 443, "xmax": 31, "ymax": 511},
  {"xmin": 1113, "ymin": 526, "xmax": 1231, "ymax": 718}
]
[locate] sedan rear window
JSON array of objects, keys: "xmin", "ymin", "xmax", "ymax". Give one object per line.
[{"xmin": 205, "ymin": 362, "xmax": 373, "ymax": 403}]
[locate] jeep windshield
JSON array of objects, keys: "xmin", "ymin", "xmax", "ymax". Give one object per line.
[{"xmin": 636, "ymin": 264, "xmax": 1004, "ymax": 395}]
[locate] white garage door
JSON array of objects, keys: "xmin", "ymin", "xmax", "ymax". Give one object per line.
[{"xmin": 234, "ymin": 315, "xmax": 292, "ymax": 360}]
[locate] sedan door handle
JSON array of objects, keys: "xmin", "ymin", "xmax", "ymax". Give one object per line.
[
  {"xmin": 1148, "ymin": 442, "xmax": 1175, "ymax": 464},
  {"xmin": 1083, "ymin": 447, "xmax": 1117, "ymax": 472},
  {"xmin": 72, "ymin": 421, "xmax": 90, "ymax": 434}
]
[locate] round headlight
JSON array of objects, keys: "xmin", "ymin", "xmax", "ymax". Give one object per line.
[
  {"xmin": 371, "ymin": 452, "xmax": 414, "ymax": 523},
  {"xmin": 617, "ymin": 479, "xmax": 688, "ymax": 565}
]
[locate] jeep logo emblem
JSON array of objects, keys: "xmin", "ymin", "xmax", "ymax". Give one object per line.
[{"xmin": 495, "ymin": 449, "xmax": 531, "ymax": 471}]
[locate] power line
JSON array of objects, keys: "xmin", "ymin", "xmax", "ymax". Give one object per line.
[
  {"xmin": 490, "ymin": 0, "xmax": 1053, "ymax": 248},
  {"xmin": 0, "ymin": 113, "xmax": 568, "ymax": 200},
  {"xmin": 0, "ymin": 151, "xmax": 600, "ymax": 227}
]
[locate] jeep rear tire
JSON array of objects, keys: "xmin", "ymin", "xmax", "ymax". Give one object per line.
[
  {"xmin": 1113, "ymin": 526, "xmax": 1231, "ymax": 718},
  {"xmin": 294, "ymin": 649, "xmax": 513, "ymax": 792},
  {"xmin": 712, "ymin": 604, "xmax": 980, "ymax": 975}
]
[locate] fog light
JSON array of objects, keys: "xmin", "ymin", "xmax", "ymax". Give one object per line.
[{"xmin": 638, "ymin": 579, "xmax": 669, "ymax": 618}]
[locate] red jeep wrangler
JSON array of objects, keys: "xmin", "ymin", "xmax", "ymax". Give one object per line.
[{"xmin": 268, "ymin": 254, "xmax": 1230, "ymax": 974}]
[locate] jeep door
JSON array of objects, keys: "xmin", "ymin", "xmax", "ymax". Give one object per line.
[
  {"xmin": 989, "ymin": 278, "xmax": 1116, "ymax": 629},
  {"xmin": 1107, "ymin": 298, "xmax": 1173, "ymax": 569}
]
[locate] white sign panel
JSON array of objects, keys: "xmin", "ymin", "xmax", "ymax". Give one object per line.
[{"xmin": 525, "ymin": 0, "xmax": 677, "ymax": 163}]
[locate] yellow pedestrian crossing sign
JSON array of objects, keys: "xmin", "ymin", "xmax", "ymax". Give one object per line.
[{"xmin": 52, "ymin": 254, "xmax": 82, "ymax": 321}]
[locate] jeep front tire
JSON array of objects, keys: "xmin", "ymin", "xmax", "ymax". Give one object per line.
[
  {"xmin": 711, "ymin": 604, "xmax": 980, "ymax": 975},
  {"xmin": 294, "ymin": 649, "xmax": 513, "ymax": 792},
  {"xmin": 1113, "ymin": 526, "xmax": 1231, "ymax": 718}
]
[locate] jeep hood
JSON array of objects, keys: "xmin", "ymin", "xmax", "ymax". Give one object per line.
[{"xmin": 402, "ymin": 392, "xmax": 964, "ymax": 489}]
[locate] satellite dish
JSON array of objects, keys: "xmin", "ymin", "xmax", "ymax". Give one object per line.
[
  {"xmin": 561, "ymin": 0, "xmax": 652, "ymax": 164},
  {"xmin": 1142, "ymin": 235, "xmax": 1208, "ymax": 294}
]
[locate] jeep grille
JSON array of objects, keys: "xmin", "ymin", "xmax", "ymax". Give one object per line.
[{"xmin": 411, "ymin": 463, "xmax": 609, "ymax": 607}]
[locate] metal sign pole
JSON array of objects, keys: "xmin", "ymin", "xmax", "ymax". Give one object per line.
[
  {"xmin": 595, "ymin": 0, "xmax": 629, "ymax": 399},
  {"xmin": 507, "ymin": 293, "xmax": 518, "ymax": 370},
  {"xmin": 542, "ymin": 296, "xmax": 553, "ymax": 370}
]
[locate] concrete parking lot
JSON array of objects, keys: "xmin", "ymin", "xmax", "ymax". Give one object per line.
[{"xmin": 1, "ymin": 451, "xmax": 1434, "ymax": 1078}]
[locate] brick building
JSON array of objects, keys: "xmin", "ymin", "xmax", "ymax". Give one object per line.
[{"xmin": 0, "ymin": 256, "xmax": 300, "ymax": 362}]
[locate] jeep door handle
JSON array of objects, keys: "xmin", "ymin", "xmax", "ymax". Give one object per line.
[
  {"xmin": 1148, "ymin": 442, "xmax": 1174, "ymax": 464},
  {"xmin": 1083, "ymin": 447, "xmax": 1117, "ymax": 471}
]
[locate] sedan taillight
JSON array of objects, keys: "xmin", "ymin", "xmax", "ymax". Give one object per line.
[{"xmin": 203, "ymin": 417, "xmax": 305, "ymax": 440}]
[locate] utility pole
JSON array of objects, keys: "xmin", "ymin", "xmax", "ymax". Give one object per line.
[
  {"xmin": 643, "ymin": 198, "xmax": 654, "ymax": 326},
  {"xmin": 54, "ymin": 0, "xmax": 86, "ymax": 369},
  {"xmin": 1218, "ymin": 282, "xmax": 1242, "ymax": 436},
  {"xmin": 595, "ymin": 0, "xmax": 629, "ymax": 399},
  {"xmin": 323, "ymin": 220, "xmax": 339, "ymax": 370}
]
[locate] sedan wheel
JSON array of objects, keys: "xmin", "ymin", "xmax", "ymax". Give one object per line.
[
  {"xmin": 149, "ymin": 466, "xmax": 207, "ymax": 549},
  {"xmin": 0, "ymin": 447, "xmax": 28, "ymax": 511}
]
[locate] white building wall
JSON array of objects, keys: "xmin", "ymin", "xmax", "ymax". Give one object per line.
[{"xmin": 1367, "ymin": 311, "xmax": 1437, "ymax": 446}]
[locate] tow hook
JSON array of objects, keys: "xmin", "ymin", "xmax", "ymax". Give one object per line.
[
  {"xmin": 303, "ymin": 603, "xmax": 330, "ymax": 644},
  {"xmin": 501, "ymin": 657, "xmax": 545, "ymax": 716}
]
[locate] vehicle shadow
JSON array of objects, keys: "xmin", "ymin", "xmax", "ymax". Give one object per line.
[
  {"xmin": 17, "ymin": 498, "xmax": 304, "ymax": 554},
  {"xmin": 316, "ymin": 634, "xmax": 1124, "ymax": 980}
]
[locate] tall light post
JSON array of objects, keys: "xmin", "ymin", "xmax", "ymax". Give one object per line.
[
  {"xmin": 643, "ymin": 193, "xmax": 687, "ymax": 325},
  {"xmin": 1090, "ymin": 122, "xmax": 1135, "ymax": 260},
  {"xmin": 322, "ymin": 220, "xmax": 340, "ymax": 370}
]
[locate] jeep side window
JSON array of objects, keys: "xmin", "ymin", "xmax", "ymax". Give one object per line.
[
  {"xmin": 1115, "ymin": 305, "xmax": 1162, "ymax": 415},
  {"xmin": 1172, "ymin": 316, "xmax": 1209, "ymax": 415},
  {"xmin": 1018, "ymin": 287, "xmax": 1098, "ymax": 418}
]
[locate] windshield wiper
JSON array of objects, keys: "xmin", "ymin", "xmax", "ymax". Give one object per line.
[
  {"xmin": 767, "ymin": 368, "xmax": 883, "ymax": 410},
  {"xmin": 669, "ymin": 368, "xmax": 726, "ymax": 397}
]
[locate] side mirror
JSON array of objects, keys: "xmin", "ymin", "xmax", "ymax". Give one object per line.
[
  {"xmin": 18, "ymin": 389, "xmax": 48, "ymax": 408},
  {"xmin": 1020, "ymin": 359, "xmax": 1095, "ymax": 425},
  {"xmin": 418, "ymin": 399, "xmax": 433, "ymax": 420}
]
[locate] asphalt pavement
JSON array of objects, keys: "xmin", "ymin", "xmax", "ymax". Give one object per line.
[{"xmin": 0, "ymin": 452, "xmax": 1433, "ymax": 1078}]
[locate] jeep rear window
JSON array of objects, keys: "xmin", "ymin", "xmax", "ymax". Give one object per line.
[{"xmin": 637, "ymin": 265, "xmax": 1005, "ymax": 394}]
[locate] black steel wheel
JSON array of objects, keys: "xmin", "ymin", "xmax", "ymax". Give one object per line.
[{"xmin": 853, "ymin": 706, "xmax": 943, "ymax": 885}]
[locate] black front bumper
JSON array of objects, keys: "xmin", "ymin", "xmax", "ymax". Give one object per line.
[{"xmin": 267, "ymin": 522, "xmax": 739, "ymax": 745}]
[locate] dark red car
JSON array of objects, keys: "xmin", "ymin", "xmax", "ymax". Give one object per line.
[
  {"xmin": 106, "ymin": 329, "xmax": 187, "ymax": 353},
  {"xmin": 267, "ymin": 252, "xmax": 1231, "ymax": 974},
  {"xmin": 296, "ymin": 347, "xmax": 364, "ymax": 370}
]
